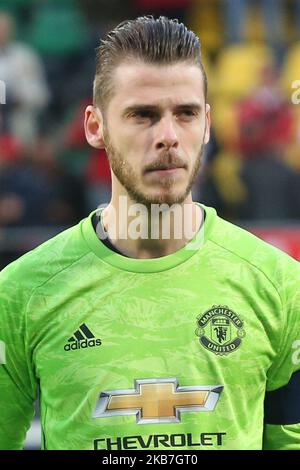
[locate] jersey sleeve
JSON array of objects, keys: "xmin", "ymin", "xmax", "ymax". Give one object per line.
[
  {"xmin": 263, "ymin": 257, "xmax": 300, "ymax": 450},
  {"xmin": 0, "ymin": 261, "xmax": 37, "ymax": 450}
]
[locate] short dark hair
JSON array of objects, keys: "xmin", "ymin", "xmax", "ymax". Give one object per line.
[{"xmin": 93, "ymin": 16, "xmax": 207, "ymax": 110}]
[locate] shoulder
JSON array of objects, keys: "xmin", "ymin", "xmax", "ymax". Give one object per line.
[
  {"xmin": 9, "ymin": 42, "xmax": 40, "ymax": 60},
  {"xmin": 0, "ymin": 218, "xmax": 90, "ymax": 299},
  {"xmin": 205, "ymin": 206, "xmax": 300, "ymax": 290}
]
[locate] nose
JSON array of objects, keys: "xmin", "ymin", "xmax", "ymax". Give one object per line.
[{"xmin": 155, "ymin": 116, "xmax": 179, "ymax": 150}]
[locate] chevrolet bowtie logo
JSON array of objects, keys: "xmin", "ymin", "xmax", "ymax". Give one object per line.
[{"xmin": 93, "ymin": 378, "xmax": 223, "ymax": 424}]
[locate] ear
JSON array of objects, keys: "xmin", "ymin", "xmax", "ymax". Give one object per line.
[
  {"xmin": 204, "ymin": 103, "xmax": 211, "ymax": 145},
  {"xmin": 84, "ymin": 105, "xmax": 105, "ymax": 149}
]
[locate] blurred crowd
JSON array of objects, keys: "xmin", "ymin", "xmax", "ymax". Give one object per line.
[{"xmin": 0, "ymin": 0, "xmax": 300, "ymax": 267}]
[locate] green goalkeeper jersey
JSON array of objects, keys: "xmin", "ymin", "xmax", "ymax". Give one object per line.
[{"xmin": 0, "ymin": 205, "xmax": 300, "ymax": 450}]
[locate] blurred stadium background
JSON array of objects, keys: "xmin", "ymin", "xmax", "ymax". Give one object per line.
[{"xmin": 0, "ymin": 0, "xmax": 299, "ymax": 450}]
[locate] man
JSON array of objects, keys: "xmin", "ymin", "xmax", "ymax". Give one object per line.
[
  {"xmin": 0, "ymin": 10, "xmax": 49, "ymax": 144},
  {"xmin": 0, "ymin": 16, "xmax": 299, "ymax": 451}
]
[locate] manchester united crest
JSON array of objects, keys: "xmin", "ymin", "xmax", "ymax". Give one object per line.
[{"xmin": 195, "ymin": 306, "xmax": 246, "ymax": 356}]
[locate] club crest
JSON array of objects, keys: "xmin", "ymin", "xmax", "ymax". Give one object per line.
[{"xmin": 196, "ymin": 306, "xmax": 246, "ymax": 356}]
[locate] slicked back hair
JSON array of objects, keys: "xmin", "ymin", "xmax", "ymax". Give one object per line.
[{"xmin": 93, "ymin": 16, "xmax": 207, "ymax": 111}]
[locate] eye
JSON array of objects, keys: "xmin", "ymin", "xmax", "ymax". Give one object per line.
[
  {"xmin": 176, "ymin": 109, "xmax": 199, "ymax": 121},
  {"xmin": 184, "ymin": 110, "xmax": 196, "ymax": 116},
  {"xmin": 129, "ymin": 110, "xmax": 156, "ymax": 120}
]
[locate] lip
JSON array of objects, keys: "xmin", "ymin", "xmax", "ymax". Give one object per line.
[{"xmin": 146, "ymin": 167, "xmax": 184, "ymax": 175}]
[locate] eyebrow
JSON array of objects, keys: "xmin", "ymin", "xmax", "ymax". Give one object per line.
[
  {"xmin": 122, "ymin": 102, "xmax": 202, "ymax": 117},
  {"xmin": 174, "ymin": 103, "xmax": 202, "ymax": 113}
]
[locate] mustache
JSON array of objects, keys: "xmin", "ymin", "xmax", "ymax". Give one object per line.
[{"xmin": 144, "ymin": 150, "xmax": 187, "ymax": 172}]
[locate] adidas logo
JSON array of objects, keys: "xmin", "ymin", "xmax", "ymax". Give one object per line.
[{"xmin": 64, "ymin": 324, "xmax": 102, "ymax": 351}]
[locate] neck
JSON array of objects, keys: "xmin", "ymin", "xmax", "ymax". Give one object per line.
[{"xmin": 101, "ymin": 194, "xmax": 203, "ymax": 259}]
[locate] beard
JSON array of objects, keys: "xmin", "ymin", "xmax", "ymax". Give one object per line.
[{"xmin": 103, "ymin": 128, "xmax": 205, "ymax": 207}]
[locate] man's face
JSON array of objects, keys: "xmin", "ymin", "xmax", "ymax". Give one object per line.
[
  {"xmin": 101, "ymin": 60, "xmax": 210, "ymax": 206},
  {"xmin": 0, "ymin": 14, "xmax": 12, "ymax": 47}
]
